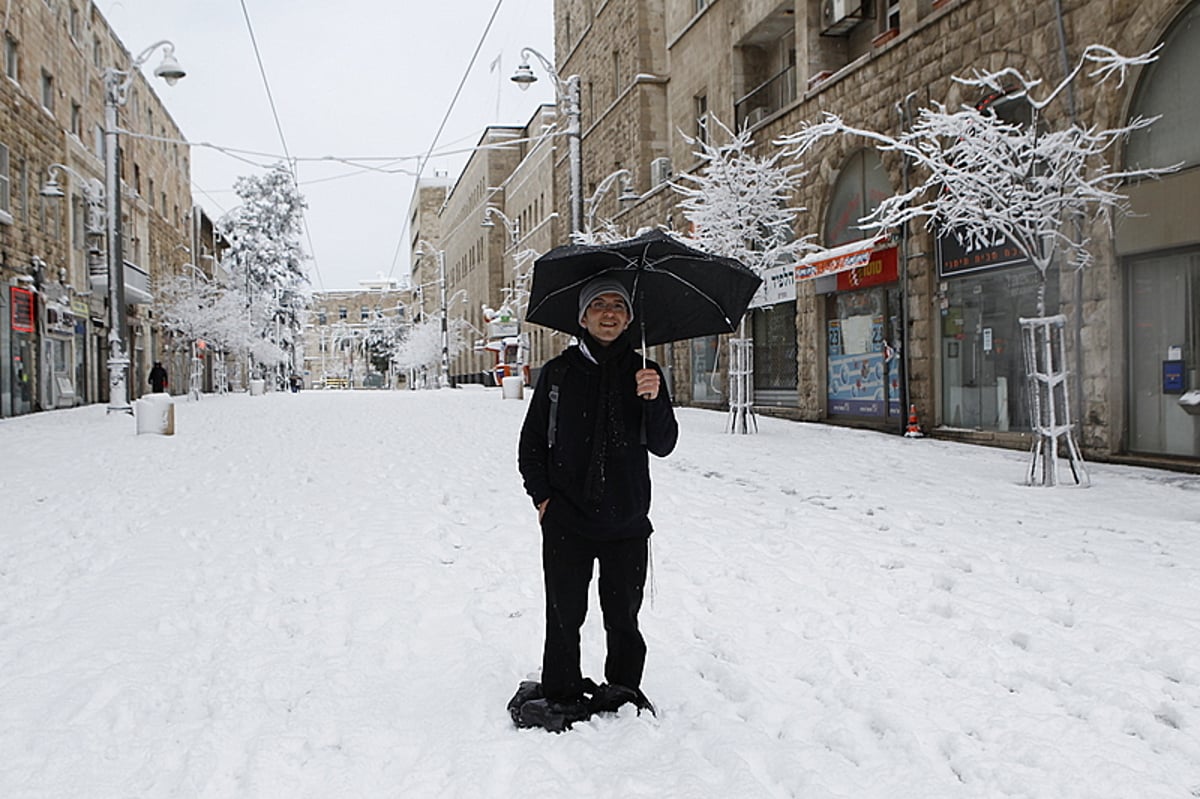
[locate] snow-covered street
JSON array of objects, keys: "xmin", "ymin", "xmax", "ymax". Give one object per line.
[{"xmin": 1, "ymin": 388, "xmax": 1198, "ymax": 798}]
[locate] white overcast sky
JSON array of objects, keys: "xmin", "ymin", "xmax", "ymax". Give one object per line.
[{"xmin": 103, "ymin": 0, "xmax": 556, "ymax": 291}]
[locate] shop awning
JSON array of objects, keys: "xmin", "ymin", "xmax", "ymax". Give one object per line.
[{"xmin": 795, "ymin": 235, "xmax": 888, "ymax": 280}]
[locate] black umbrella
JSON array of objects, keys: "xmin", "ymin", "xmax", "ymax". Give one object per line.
[{"xmin": 525, "ymin": 229, "xmax": 762, "ymax": 349}]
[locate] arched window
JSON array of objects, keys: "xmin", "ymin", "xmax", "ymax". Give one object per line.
[
  {"xmin": 822, "ymin": 149, "xmax": 892, "ymax": 246},
  {"xmin": 1126, "ymin": 2, "xmax": 1200, "ymax": 171}
]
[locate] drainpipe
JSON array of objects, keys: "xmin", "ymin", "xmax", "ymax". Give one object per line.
[
  {"xmin": 1053, "ymin": 0, "xmax": 1087, "ymax": 441},
  {"xmin": 896, "ymin": 92, "xmax": 917, "ymax": 434}
]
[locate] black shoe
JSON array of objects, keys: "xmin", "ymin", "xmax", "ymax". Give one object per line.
[
  {"xmin": 516, "ymin": 697, "xmax": 593, "ymax": 733},
  {"xmin": 589, "ymin": 683, "xmax": 656, "ymax": 716},
  {"xmin": 507, "ymin": 681, "xmax": 544, "ymax": 726}
]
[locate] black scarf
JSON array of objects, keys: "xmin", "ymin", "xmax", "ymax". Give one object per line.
[{"xmin": 581, "ymin": 329, "xmax": 633, "ymax": 506}]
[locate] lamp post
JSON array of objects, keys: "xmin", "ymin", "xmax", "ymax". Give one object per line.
[
  {"xmin": 481, "ymin": 205, "xmax": 520, "ymax": 247},
  {"xmin": 413, "ymin": 239, "xmax": 450, "ymax": 388},
  {"xmin": 102, "ymin": 40, "xmax": 186, "ymax": 413},
  {"xmin": 511, "ymin": 47, "xmax": 583, "ymax": 234},
  {"xmin": 40, "ymin": 164, "xmax": 107, "ymax": 285},
  {"xmin": 584, "ymin": 168, "xmax": 638, "ymax": 233}
]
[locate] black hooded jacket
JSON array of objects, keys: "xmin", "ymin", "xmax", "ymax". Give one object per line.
[{"xmin": 518, "ymin": 336, "xmax": 678, "ymax": 541}]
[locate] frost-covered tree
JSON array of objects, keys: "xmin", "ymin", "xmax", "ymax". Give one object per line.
[
  {"xmin": 779, "ymin": 45, "xmax": 1176, "ymax": 485},
  {"xmin": 673, "ymin": 116, "xmax": 812, "ymax": 434},
  {"xmin": 392, "ymin": 317, "xmax": 471, "ymax": 388},
  {"xmin": 219, "ymin": 163, "xmax": 310, "ymax": 385},
  {"xmin": 154, "ymin": 272, "xmax": 254, "ymax": 396}
]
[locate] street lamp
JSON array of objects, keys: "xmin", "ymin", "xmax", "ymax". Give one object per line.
[
  {"xmin": 584, "ymin": 168, "xmax": 638, "ymax": 233},
  {"xmin": 481, "ymin": 205, "xmax": 520, "ymax": 247},
  {"xmin": 413, "ymin": 239, "xmax": 451, "ymax": 388},
  {"xmin": 103, "ymin": 40, "xmax": 186, "ymax": 413},
  {"xmin": 40, "ymin": 164, "xmax": 106, "ymax": 283},
  {"xmin": 511, "ymin": 47, "xmax": 583, "ymax": 234}
]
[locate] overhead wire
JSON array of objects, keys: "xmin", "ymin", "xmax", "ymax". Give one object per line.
[
  {"xmin": 386, "ymin": 0, "xmax": 509, "ymax": 283},
  {"xmin": 238, "ymin": 0, "xmax": 326, "ymax": 291}
]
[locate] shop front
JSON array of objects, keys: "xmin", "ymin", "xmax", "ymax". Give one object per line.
[
  {"xmin": 8, "ymin": 285, "xmax": 36, "ymax": 416},
  {"xmin": 1117, "ymin": 0, "xmax": 1200, "ymax": 460},
  {"xmin": 935, "ymin": 231, "xmax": 1054, "ymax": 433},
  {"xmin": 748, "ymin": 262, "xmax": 798, "ymax": 407},
  {"xmin": 801, "ymin": 239, "xmax": 903, "ymax": 426}
]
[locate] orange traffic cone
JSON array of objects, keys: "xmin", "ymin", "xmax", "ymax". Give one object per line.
[{"xmin": 904, "ymin": 404, "xmax": 923, "ymax": 438}]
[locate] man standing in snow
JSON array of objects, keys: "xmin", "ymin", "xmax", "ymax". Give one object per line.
[{"xmin": 513, "ymin": 277, "xmax": 679, "ymax": 732}]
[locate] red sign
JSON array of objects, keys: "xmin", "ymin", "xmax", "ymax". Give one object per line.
[
  {"xmin": 795, "ymin": 235, "xmax": 890, "ymax": 282},
  {"xmin": 10, "ymin": 287, "xmax": 34, "ymax": 332},
  {"xmin": 836, "ymin": 246, "xmax": 899, "ymax": 291}
]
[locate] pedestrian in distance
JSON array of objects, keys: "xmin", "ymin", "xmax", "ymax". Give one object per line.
[
  {"xmin": 511, "ymin": 276, "xmax": 679, "ymax": 733},
  {"xmin": 149, "ymin": 361, "xmax": 168, "ymax": 394}
]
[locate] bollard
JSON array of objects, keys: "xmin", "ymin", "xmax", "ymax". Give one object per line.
[
  {"xmin": 501, "ymin": 375, "xmax": 524, "ymax": 400},
  {"xmin": 135, "ymin": 394, "xmax": 175, "ymax": 436}
]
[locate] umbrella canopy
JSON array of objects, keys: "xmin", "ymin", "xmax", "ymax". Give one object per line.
[{"xmin": 525, "ymin": 229, "xmax": 762, "ymax": 347}]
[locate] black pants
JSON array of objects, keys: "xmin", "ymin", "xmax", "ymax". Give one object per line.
[{"xmin": 540, "ymin": 521, "xmax": 648, "ymax": 702}]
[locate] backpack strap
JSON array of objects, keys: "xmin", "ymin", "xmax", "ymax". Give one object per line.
[
  {"xmin": 546, "ymin": 359, "xmax": 567, "ymax": 448},
  {"xmin": 548, "ymin": 383, "xmax": 560, "ymax": 448}
]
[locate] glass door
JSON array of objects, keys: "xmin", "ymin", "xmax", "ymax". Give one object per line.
[{"xmin": 1127, "ymin": 249, "xmax": 1200, "ymax": 457}]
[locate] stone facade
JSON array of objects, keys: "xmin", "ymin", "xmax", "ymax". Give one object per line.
[
  {"xmin": 528, "ymin": 0, "xmax": 1200, "ymax": 468},
  {"xmin": 1, "ymin": 0, "xmax": 191, "ymax": 416},
  {"xmin": 303, "ymin": 284, "xmax": 410, "ymax": 389}
]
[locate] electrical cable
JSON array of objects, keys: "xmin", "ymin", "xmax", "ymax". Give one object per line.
[
  {"xmin": 386, "ymin": 0, "xmax": 508, "ymax": 283},
  {"xmin": 239, "ymin": 0, "xmax": 325, "ymax": 291}
]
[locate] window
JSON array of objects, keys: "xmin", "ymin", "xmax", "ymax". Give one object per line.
[
  {"xmin": 5, "ymin": 35, "xmax": 17, "ymax": 82},
  {"xmin": 695, "ymin": 0, "xmax": 709, "ymax": 13},
  {"xmin": 40, "ymin": 69, "xmax": 54, "ymax": 111},
  {"xmin": 823, "ymin": 149, "xmax": 892, "ymax": 246},
  {"xmin": 0, "ymin": 143, "xmax": 11, "ymax": 221},
  {"xmin": 339, "ymin": 307, "xmax": 348, "ymax": 320},
  {"xmin": 93, "ymin": 124, "xmax": 104, "ymax": 158},
  {"xmin": 361, "ymin": 306, "xmax": 369, "ymax": 321},
  {"xmin": 612, "ymin": 49, "xmax": 621, "ymax": 101},
  {"xmin": 751, "ymin": 301, "xmax": 798, "ymax": 402},
  {"xmin": 1126, "ymin": 1, "xmax": 1200, "ymax": 171},
  {"xmin": 69, "ymin": 5, "xmax": 81, "ymax": 40},
  {"xmin": 883, "ymin": 0, "xmax": 900, "ymax": 31},
  {"xmin": 93, "ymin": 35, "xmax": 101, "ymax": 68},
  {"xmin": 70, "ymin": 102, "xmax": 82, "ymax": 138},
  {"xmin": 695, "ymin": 94, "xmax": 709, "ymax": 145}
]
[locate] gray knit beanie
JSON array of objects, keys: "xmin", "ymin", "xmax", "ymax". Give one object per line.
[{"xmin": 578, "ymin": 277, "xmax": 634, "ymax": 326}]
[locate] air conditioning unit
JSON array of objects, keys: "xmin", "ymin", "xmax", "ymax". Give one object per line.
[
  {"xmin": 821, "ymin": 0, "xmax": 866, "ymax": 35},
  {"xmin": 650, "ymin": 157, "xmax": 672, "ymax": 187}
]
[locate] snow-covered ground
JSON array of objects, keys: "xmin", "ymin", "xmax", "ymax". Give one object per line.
[{"xmin": 1, "ymin": 388, "xmax": 1198, "ymax": 798}]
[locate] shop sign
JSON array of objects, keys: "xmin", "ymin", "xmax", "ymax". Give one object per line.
[
  {"xmin": 10, "ymin": 287, "xmax": 34, "ymax": 332},
  {"xmin": 796, "ymin": 235, "xmax": 888, "ymax": 281},
  {"xmin": 749, "ymin": 262, "xmax": 796, "ymax": 309},
  {"xmin": 937, "ymin": 229, "xmax": 1030, "ymax": 277},
  {"xmin": 836, "ymin": 246, "xmax": 898, "ymax": 291}
]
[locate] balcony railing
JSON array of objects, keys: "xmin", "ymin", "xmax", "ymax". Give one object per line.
[{"xmin": 735, "ymin": 63, "xmax": 797, "ymax": 131}]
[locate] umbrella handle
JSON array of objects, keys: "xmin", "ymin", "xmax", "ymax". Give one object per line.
[{"xmin": 639, "ymin": 307, "xmax": 652, "ymax": 400}]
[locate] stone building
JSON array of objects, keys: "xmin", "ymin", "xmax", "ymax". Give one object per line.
[
  {"xmin": 303, "ymin": 281, "xmax": 409, "ymax": 389},
  {"xmin": 412, "ymin": 106, "xmax": 564, "ymax": 387},
  {"xmin": 0, "ymin": 0, "xmax": 191, "ymax": 417},
  {"xmin": 535, "ymin": 0, "xmax": 1200, "ymax": 469}
]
